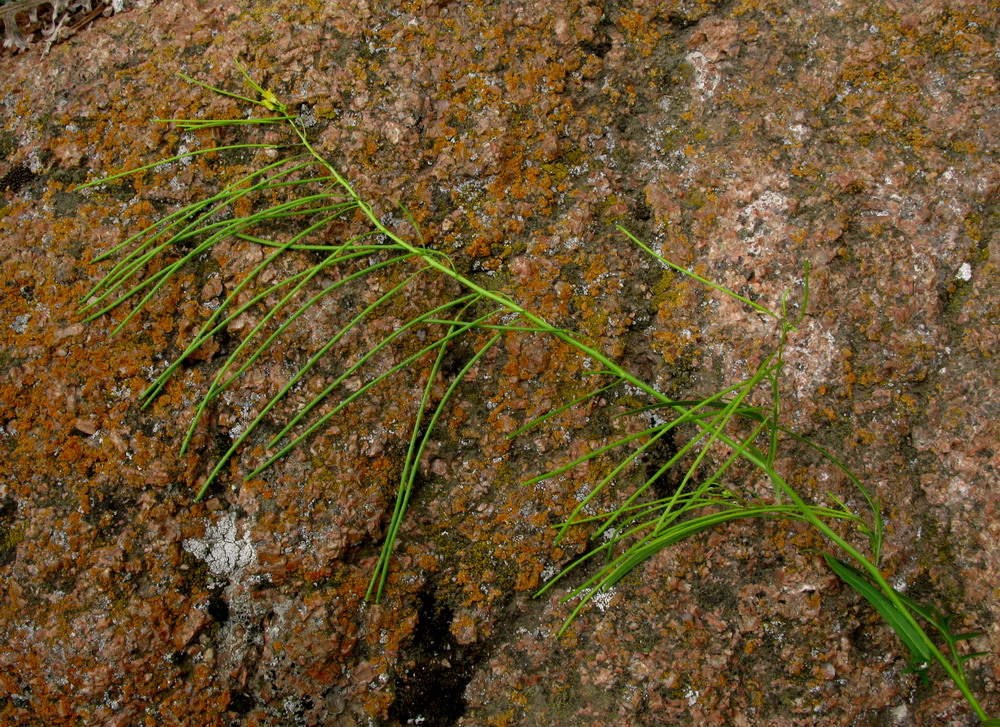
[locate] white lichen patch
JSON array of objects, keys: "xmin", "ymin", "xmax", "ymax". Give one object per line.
[
  {"xmin": 591, "ymin": 587, "xmax": 616, "ymax": 612},
  {"xmin": 183, "ymin": 512, "xmax": 256, "ymax": 577}
]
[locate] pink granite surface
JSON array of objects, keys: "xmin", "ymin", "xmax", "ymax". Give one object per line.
[{"xmin": 1, "ymin": 0, "xmax": 997, "ymax": 724}]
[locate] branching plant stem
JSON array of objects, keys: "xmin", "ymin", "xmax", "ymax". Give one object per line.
[{"xmin": 78, "ymin": 62, "xmax": 996, "ymax": 724}]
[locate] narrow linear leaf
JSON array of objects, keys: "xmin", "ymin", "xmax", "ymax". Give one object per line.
[{"xmin": 824, "ymin": 555, "xmax": 933, "ymax": 669}]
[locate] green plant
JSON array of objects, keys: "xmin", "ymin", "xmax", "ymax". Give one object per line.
[{"xmin": 77, "ymin": 61, "xmax": 996, "ymax": 724}]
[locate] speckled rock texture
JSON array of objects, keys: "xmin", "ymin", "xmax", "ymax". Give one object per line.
[
  {"xmin": 1, "ymin": 0, "xmax": 156, "ymax": 53},
  {"xmin": 1, "ymin": 0, "xmax": 998, "ymax": 725}
]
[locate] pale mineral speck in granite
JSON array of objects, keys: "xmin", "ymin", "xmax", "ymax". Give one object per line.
[
  {"xmin": 684, "ymin": 51, "xmax": 720, "ymax": 99},
  {"xmin": 183, "ymin": 511, "xmax": 256, "ymax": 577}
]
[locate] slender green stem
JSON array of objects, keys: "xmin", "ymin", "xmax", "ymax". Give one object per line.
[
  {"xmin": 760, "ymin": 462, "xmax": 988, "ymax": 720},
  {"xmin": 76, "ymin": 143, "xmax": 280, "ymax": 190},
  {"xmin": 81, "ymin": 66, "xmax": 991, "ymax": 721},
  {"xmin": 249, "ymin": 306, "xmax": 507, "ymax": 478}
]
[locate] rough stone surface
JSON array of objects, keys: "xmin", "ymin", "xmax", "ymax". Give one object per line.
[{"xmin": 1, "ymin": 0, "xmax": 998, "ymax": 725}]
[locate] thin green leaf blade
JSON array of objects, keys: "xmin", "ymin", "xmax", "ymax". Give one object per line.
[{"xmin": 824, "ymin": 555, "xmax": 933, "ymax": 668}]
